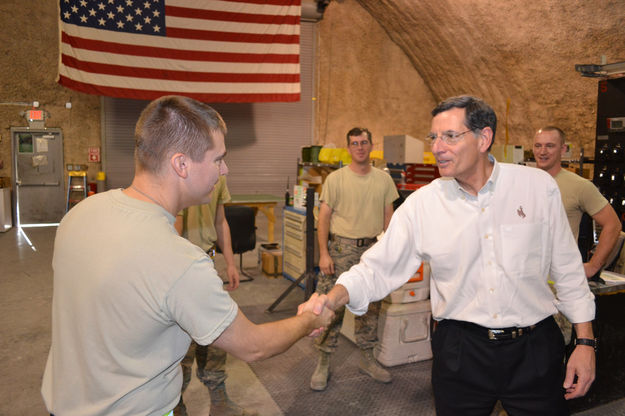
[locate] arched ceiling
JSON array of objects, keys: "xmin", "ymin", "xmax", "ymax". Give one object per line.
[{"xmin": 355, "ymin": 0, "xmax": 625, "ymax": 150}]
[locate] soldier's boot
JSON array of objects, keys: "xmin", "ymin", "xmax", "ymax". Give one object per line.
[
  {"xmin": 358, "ymin": 348, "xmax": 392, "ymax": 383},
  {"xmin": 173, "ymin": 396, "xmax": 188, "ymax": 416},
  {"xmin": 310, "ymin": 351, "xmax": 331, "ymax": 391},
  {"xmin": 208, "ymin": 383, "xmax": 258, "ymax": 416}
]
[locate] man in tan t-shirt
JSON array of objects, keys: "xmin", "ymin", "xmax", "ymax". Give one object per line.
[
  {"xmin": 533, "ymin": 126, "xmax": 621, "ymax": 278},
  {"xmin": 42, "ymin": 96, "xmax": 334, "ymax": 416},
  {"xmin": 310, "ymin": 127, "xmax": 399, "ymax": 391}
]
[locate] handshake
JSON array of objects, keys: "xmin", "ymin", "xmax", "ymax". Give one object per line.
[{"xmin": 297, "ymin": 293, "xmax": 335, "ymax": 337}]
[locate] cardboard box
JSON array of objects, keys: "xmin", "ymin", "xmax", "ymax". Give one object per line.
[
  {"xmin": 491, "ymin": 144, "xmax": 524, "ymax": 164},
  {"xmin": 262, "ymin": 250, "xmax": 283, "ymax": 277},
  {"xmin": 384, "ymin": 135, "xmax": 424, "ymax": 164}
]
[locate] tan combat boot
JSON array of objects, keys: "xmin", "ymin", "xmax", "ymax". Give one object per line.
[
  {"xmin": 310, "ymin": 351, "xmax": 331, "ymax": 391},
  {"xmin": 208, "ymin": 383, "xmax": 258, "ymax": 416},
  {"xmin": 358, "ymin": 348, "xmax": 392, "ymax": 383}
]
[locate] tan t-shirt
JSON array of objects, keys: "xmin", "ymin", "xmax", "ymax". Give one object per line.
[
  {"xmin": 555, "ymin": 168, "xmax": 609, "ymax": 241},
  {"xmin": 42, "ymin": 189, "xmax": 237, "ymax": 416},
  {"xmin": 181, "ymin": 176, "xmax": 231, "ymax": 250},
  {"xmin": 320, "ymin": 165, "xmax": 399, "ymax": 239}
]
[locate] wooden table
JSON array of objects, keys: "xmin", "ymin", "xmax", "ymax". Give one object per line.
[{"xmin": 226, "ymin": 194, "xmax": 283, "ymax": 243}]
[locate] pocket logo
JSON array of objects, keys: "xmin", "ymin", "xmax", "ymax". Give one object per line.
[{"xmin": 517, "ymin": 206, "xmax": 526, "ymax": 218}]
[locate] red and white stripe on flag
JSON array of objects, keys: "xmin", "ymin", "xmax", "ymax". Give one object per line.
[{"xmin": 58, "ymin": 0, "xmax": 301, "ymax": 103}]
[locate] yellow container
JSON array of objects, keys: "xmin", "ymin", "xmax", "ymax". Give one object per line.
[
  {"xmin": 423, "ymin": 152, "xmax": 436, "ymax": 164},
  {"xmin": 339, "ymin": 148, "xmax": 351, "ymax": 164},
  {"xmin": 318, "ymin": 148, "xmax": 333, "ymax": 163},
  {"xmin": 370, "ymin": 150, "xmax": 384, "ymax": 160},
  {"xmin": 319, "ymin": 148, "xmax": 344, "ymax": 164}
]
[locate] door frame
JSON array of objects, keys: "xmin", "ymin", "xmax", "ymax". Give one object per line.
[{"xmin": 11, "ymin": 127, "xmax": 65, "ymax": 226}]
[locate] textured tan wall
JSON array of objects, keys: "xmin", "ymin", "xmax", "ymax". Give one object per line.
[
  {"xmin": 0, "ymin": 1, "xmax": 101, "ymax": 184},
  {"xmin": 2, "ymin": 0, "xmax": 624, "ymax": 185},
  {"xmin": 314, "ymin": 0, "xmax": 436, "ymax": 151},
  {"xmin": 355, "ymin": 0, "xmax": 625, "ymax": 157}
]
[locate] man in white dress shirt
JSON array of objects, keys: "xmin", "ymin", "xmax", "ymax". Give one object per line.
[{"xmin": 306, "ymin": 95, "xmax": 596, "ymax": 415}]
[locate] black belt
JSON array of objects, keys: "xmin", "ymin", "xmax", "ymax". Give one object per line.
[
  {"xmin": 330, "ymin": 234, "xmax": 377, "ymax": 247},
  {"xmin": 444, "ymin": 316, "xmax": 552, "ymax": 341}
]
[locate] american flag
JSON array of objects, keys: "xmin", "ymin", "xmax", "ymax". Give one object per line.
[{"xmin": 58, "ymin": 0, "xmax": 301, "ymax": 102}]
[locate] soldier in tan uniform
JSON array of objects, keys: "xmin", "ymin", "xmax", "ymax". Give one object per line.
[
  {"xmin": 533, "ymin": 126, "xmax": 621, "ymax": 278},
  {"xmin": 310, "ymin": 127, "xmax": 399, "ymax": 391}
]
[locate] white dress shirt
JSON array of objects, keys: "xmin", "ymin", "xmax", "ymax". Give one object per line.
[{"xmin": 336, "ymin": 156, "xmax": 595, "ymax": 328}]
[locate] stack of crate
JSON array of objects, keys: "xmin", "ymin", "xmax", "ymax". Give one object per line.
[
  {"xmin": 341, "ymin": 263, "xmax": 433, "ymax": 366},
  {"xmin": 374, "ymin": 263, "xmax": 433, "ymax": 366}
]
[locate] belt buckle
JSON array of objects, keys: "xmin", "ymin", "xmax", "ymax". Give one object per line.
[
  {"xmin": 356, "ymin": 238, "xmax": 365, "ymax": 247},
  {"xmin": 207, "ymin": 247, "xmax": 216, "ymax": 258},
  {"xmin": 488, "ymin": 329, "xmax": 505, "ymax": 340}
]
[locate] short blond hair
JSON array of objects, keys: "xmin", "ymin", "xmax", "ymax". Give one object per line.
[
  {"xmin": 134, "ymin": 96, "xmax": 227, "ymax": 173},
  {"xmin": 538, "ymin": 126, "xmax": 566, "ymax": 145}
]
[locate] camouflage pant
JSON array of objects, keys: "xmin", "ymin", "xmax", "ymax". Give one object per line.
[
  {"xmin": 315, "ymin": 238, "xmax": 381, "ymax": 353},
  {"xmin": 549, "ymin": 283, "xmax": 573, "ymax": 345},
  {"xmin": 180, "ymin": 341, "xmax": 227, "ymax": 392}
]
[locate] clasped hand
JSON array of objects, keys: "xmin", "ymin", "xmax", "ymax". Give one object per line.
[{"xmin": 297, "ymin": 293, "xmax": 333, "ymax": 337}]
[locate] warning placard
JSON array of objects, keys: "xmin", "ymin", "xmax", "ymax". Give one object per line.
[{"xmin": 88, "ymin": 147, "xmax": 100, "ymax": 163}]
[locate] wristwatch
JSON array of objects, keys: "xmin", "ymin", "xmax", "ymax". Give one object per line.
[{"xmin": 575, "ymin": 337, "xmax": 598, "ymax": 351}]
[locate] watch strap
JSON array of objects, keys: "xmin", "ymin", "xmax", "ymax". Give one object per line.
[{"xmin": 575, "ymin": 337, "xmax": 598, "ymax": 351}]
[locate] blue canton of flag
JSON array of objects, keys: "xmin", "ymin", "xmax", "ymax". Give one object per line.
[{"xmin": 60, "ymin": 0, "xmax": 166, "ymax": 36}]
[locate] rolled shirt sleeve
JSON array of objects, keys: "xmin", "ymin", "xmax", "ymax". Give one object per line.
[{"xmin": 547, "ymin": 183, "xmax": 595, "ymax": 323}]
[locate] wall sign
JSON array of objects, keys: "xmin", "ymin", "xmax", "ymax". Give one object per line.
[{"xmin": 88, "ymin": 147, "xmax": 100, "ymax": 162}]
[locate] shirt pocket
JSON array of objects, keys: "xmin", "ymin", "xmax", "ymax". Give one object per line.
[{"xmin": 500, "ymin": 222, "xmax": 543, "ymax": 279}]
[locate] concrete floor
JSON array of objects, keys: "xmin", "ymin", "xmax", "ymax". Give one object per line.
[
  {"xmin": 0, "ymin": 211, "xmax": 301, "ymax": 415},
  {"xmin": 2, "ymin": 211, "xmax": 625, "ymax": 415}
]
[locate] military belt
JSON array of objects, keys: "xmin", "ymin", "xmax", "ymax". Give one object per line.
[{"xmin": 330, "ymin": 234, "xmax": 377, "ymax": 247}]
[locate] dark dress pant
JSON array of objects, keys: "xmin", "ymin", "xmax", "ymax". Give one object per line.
[{"xmin": 431, "ymin": 316, "xmax": 569, "ymax": 416}]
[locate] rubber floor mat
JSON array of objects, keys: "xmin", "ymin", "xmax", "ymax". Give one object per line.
[{"xmin": 242, "ymin": 304, "xmax": 436, "ymax": 416}]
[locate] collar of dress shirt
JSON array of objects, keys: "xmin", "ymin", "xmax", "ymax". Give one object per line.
[{"xmin": 452, "ymin": 154, "xmax": 499, "ymax": 198}]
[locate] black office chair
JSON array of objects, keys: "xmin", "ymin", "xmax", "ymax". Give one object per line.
[{"xmin": 220, "ymin": 205, "xmax": 256, "ymax": 282}]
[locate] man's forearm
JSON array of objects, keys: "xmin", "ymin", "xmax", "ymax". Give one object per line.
[
  {"xmin": 317, "ymin": 202, "xmax": 332, "ymax": 257},
  {"xmin": 250, "ymin": 313, "xmax": 323, "ymax": 360},
  {"xmin": 588, "ymin": 226, "xmax": 621, "ymax": 271},
  {"xmin": 326, "ymin": 284, "xmax": 350, "ymax": 311},
  {"xmin": 216, "ymin": 228, "xmax": 237, "ymax": 269},
  {"xmin": 587, "ymin": 205, "xmax": 622, "ymax": 272},
  {"xmin": 215, "ymin": 204, "xmax": 237, "ymax": 268},
  {"xmin": 213, "ymin": 310, "xmax": 323, "ymax": 362},
  {"xmin": 573, "ymin": 321, "xmax": 594, "ymax": 340},
  {"xmin": 317, "ymin": 219, "xmax": 330, "ymax": 257}
]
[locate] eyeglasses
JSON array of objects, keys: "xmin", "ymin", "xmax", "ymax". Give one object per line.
[
  {"xmin": 425, "ymin": 129, "xmax": 473, "ymax": 146},
  {"xmin": 349, "ymin": 139, "xmax": 371, "ymax": 147}
]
